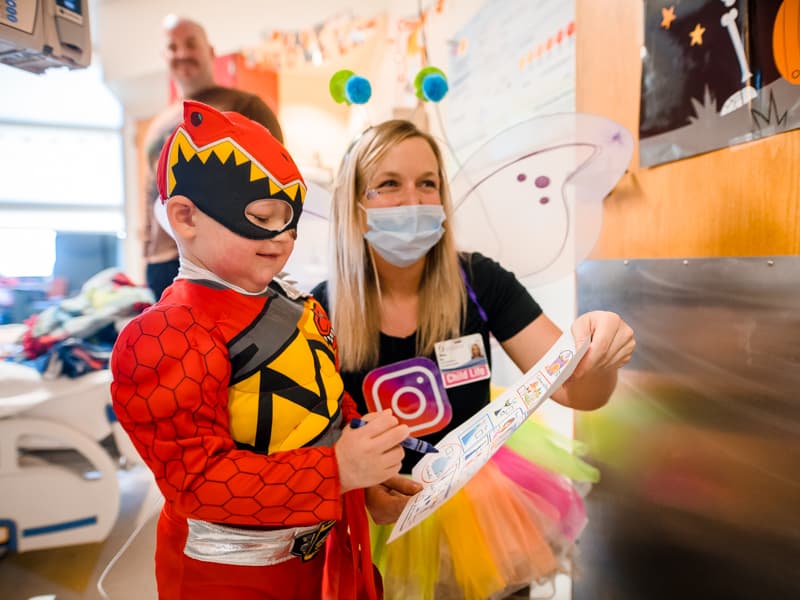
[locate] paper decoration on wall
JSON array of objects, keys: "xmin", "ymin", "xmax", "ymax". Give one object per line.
[
  {"xmin": 243, "ymin": 3, "xmax": 449, "ymax": 71},
  {"xmin": 397, "ymin": 0, "xmax": 447, "ymax": 60},
  {"xmin": 449, "ymin": 113, "xmax": 633, "ymax": 286},
  {"xmin": 640, "ymin": 0, "xmax": 800, "ymax": 166},
  {"xmin": 773, "ymin": 0, "xmax": 800, "ymax": 84},
  {"xmin": 443, "ymin": 0, "xmax": 577, "ymax": 158},
  {"xmin": 243, "ymin": 13, "xmax": 381, "ymax": 70}
]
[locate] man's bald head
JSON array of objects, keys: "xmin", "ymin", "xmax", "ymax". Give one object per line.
[{"xmin": 162, "ymin": 15, "xmax": 216, "ymax": 98}]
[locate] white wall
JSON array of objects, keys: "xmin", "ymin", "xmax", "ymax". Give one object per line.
[
  {"xmin": 94, "ymin": 0, "xmax": 578, "ymax": 341},
  {"xmin": 95, "ymin": 0, "xmax": 405, "ymax": 118},
  {"xmin": 94, "ymin": 0, "xmax": 484, "ymax": 119},
  {"xmin": 93, "ymin": 0, "xmax": 485, "ymax": 280}
]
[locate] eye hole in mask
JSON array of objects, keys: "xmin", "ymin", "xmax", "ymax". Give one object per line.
[{"xmin": 245, "ymin": 198, "xmax": 294, "ymax": 233}]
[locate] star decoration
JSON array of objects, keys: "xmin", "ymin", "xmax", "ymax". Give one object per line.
[
  {"xmin": 689, "ymin": 23, "xmax": 706, "ymax": 46},
  {"xmin": 661, "ymin": 6, "xmax": 676, "ymax": 30}
]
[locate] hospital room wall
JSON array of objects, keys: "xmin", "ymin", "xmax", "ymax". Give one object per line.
[
  {"xmin": 117, "ymin": 0, "xmax": 800, "ymax": 282},
  {"xmin": 575, "ymin": 0, "xmax": 800, "ymax": 259},
  {"xmin": 113, "ymin": 0, "xmax": 485, "ymax": 284}
]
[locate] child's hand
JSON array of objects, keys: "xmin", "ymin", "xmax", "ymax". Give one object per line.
[
  {"xmin": 335, "ymin": 410, "xmax": 409, "ymax": 493},
  {"xmin": 365, "ymin": 475, "xmax": 423, "ymax": 524}
]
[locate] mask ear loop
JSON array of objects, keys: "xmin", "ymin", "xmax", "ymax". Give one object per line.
[{"xmin": 365, "ymin": 243, "xmax": 384, "ymax": 305}]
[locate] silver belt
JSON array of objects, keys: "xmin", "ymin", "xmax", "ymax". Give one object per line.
[{"xmin": 184, "ymin": 518, "xmax": 336, "ymax": 566}]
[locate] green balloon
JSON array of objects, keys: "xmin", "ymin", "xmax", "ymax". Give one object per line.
[{"xmin": 330, "ymin": 69, "xmax": 355, "ymax": 104}]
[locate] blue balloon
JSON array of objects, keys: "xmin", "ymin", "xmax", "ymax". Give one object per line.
[
  {"xmin": 345, "ymin": 76, "xmax": 372, "ymax": 105},
  {"xmin": 422, "ymin": 73, "xmax": 449, "ymax": 102}
]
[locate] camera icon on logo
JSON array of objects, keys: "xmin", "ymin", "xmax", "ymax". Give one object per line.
[{"xmin": 362, "ymin": 357, "xmax": 452, "ymax": 436}]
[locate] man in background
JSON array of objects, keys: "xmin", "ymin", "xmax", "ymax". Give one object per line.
[{"xmin": 142, "ymin": 15, "xmax": 283, "ymax": 299}]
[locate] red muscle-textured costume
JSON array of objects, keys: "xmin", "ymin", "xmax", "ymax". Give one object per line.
[{"xmin": 110, "ymin": 102, "xmax": 378, "ymax": 599}]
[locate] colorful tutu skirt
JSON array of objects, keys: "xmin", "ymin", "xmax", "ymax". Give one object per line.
[{"xmin": 371, "ymin": 417, "xmax": 599, "ymax": 600}]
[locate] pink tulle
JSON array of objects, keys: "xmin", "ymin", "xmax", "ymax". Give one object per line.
[{"xmin": 492, "ymin": 446, "xmax": 587, "ymax": 540}]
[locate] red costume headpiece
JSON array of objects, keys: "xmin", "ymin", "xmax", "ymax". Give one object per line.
[{"xmin": 156, "ymin": 100, "xmax": 306, "ymax": 239}]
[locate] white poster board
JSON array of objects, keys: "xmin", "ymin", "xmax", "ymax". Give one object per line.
[{"xmin": 445, "ymin": 0, "xmax": 577, "ymax": 158}]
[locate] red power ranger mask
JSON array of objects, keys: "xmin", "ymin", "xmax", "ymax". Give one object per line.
[{"xmin": 156, "ymin": 100, "xmax": 306, "ymax": 240}]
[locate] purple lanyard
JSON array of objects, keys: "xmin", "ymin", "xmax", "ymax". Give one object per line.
[{"xmin": 459, "ymin": 266, "xmax": 488, "ymax": 323}]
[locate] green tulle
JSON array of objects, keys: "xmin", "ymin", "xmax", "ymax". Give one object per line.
[
  {"xmin": 504, "ymin": 417, "xmax": 600, "ymax": 483},
  {"xmin": 371, "ymin": 513, "xmax": 442, "ymax": 600}
]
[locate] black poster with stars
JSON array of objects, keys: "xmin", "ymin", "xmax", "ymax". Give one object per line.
[{"xmin": 639, "ymin": 0, "xmax": 800, "ymax": 167}]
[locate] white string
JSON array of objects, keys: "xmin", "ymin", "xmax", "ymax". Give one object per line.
[
  {"xmin": 415, "ymin": 0, "xmax": 465, "ymax": 176},
  {"xmin": 96, "ymin": 493, "xmax": 163, "ymax": 600}
]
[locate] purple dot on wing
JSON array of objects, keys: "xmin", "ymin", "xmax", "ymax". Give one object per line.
[
  {"xmin": 540, "ymin": 197, "xmax": 550, "ymax": 205},
  {"xmin": 517, "ymin": 173, "xmax": 527, "ymax": 182},
  {"xmin": 535, "ymin": 175, "xmax": 550, "ymax": 188}
]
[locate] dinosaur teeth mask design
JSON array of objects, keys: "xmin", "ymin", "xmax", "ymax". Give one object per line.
[{"xmin": 158, "ymin": 101, "xmax": 307, "ymax": 240}]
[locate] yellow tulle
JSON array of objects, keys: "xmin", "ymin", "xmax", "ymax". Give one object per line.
[
  {"xmin": 372, "ymin": 511, "xmax": 442, "ymax": 599},
  {"xmin": 372, "ymin": 460, "xmax": 568, "ymax": 600},
  {"xmin": 440, "ymin": 488, "xmax": 505, "ymax": 599},
  {"xmin": 371, "ymin": 395, "xmax": 595, "ymax": 599},
  {"xmin": 464, "ymin": 462, "xmax": 559, "ymax": 585}
]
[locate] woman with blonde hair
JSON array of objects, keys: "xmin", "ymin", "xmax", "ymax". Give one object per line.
[{"xmin": 312, "ymin": 119, "xmax": 635, "ymax": 599}]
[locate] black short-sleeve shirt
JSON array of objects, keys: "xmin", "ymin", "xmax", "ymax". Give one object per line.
[{"xmin": 311, "ymin": 251, "xmax": 542, "ymax": 472}]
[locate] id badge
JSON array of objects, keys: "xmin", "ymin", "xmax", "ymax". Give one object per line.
[{"xmin": 434, "ymin": 333, "xmax": 491, "ymax": 388}]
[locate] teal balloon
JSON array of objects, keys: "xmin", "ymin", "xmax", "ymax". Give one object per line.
[
  {"xmin": 345, "ymin": 76, "xmax": 372, "ymax": 104},
  {"xmin": 421, "ymin": 73, "xmax": 448, "ymax": 102},
  {"xmin": 414, "ymin": 66, "xmax": 448, "ymax": 102}
]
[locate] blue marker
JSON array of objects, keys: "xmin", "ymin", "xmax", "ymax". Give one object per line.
[{"xmin": 349, "ymin": 418, "xmax": 439, "ymax": 454}]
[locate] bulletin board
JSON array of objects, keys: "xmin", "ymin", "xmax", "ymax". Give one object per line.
[
  {"xmin": 445, "ymin": 0, "xmax": 576, "ymax": 159},
  {"xmin": 576, "ymin": 0, "xmax": 800, "ymax": 259},
  {"xmin": 638, "ymin": 0, "xmax": 800, "ymax": 167}
]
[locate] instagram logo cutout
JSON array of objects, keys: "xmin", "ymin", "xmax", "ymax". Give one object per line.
[{"xmin": 362, "ymin": 357, "xmax": 452, "ymax": 436}]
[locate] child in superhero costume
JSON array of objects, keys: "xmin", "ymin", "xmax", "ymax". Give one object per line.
[{"xmin": 110, "ymin": 101, "xmax": 416, "ymax": 599}]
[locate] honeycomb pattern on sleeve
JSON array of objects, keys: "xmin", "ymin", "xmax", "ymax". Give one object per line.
[{"xmin": 111, "ymin": 301, "xmax": 342, "ymax": 526}]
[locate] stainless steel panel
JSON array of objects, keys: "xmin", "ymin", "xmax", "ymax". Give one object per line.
[{"xmin": 574, "ymin": 257, "xmax": 800, "ymax": 600}]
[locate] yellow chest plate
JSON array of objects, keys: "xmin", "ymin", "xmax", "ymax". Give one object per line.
[{"xmin": 227, "ymin": 294, "xmax": 342, "ymax": 453}]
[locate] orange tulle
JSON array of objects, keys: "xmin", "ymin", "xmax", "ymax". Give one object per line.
[
  {"xmin": 372, "ymin": 455, "xmax": 583, "ymax": 600},
  {"xmin": 464, "ymin": 461, "xmax": 560, "ymax": 585}
]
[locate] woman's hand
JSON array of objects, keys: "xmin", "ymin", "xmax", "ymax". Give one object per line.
[
  {"xmin": 570, "ymin": 310, "xmax": 635, "ymax": 381},
  {"xmin": 365, "ymin": 475, "xmax": 423, "ymax": 524}
]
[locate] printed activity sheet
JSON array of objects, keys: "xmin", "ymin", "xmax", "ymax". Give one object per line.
[{"xmin": 387, "ymin": 329, "xmax": 590, "ymax": 543}]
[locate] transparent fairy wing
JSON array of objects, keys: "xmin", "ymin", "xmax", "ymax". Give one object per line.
[
  {"xmin": 449, "ymin": 113, "xmax": 633, "ymax": 286},
  {"xmin": 156, "ymin": 177, "xmax": 333, "ymax": 294},
  {"xmin": 283, "ymin": 179, "xmax": 332, "ymax": 291}
]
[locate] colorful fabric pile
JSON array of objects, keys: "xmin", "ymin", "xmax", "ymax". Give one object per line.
[{"xmin": 7, "ymin": 268, "xmax": 153, "ymax": 377}]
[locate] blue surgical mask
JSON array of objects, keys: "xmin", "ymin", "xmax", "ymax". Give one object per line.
[{"xmin": 363, "ymin": 205, "xmax": 446, "ymax": 267}]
